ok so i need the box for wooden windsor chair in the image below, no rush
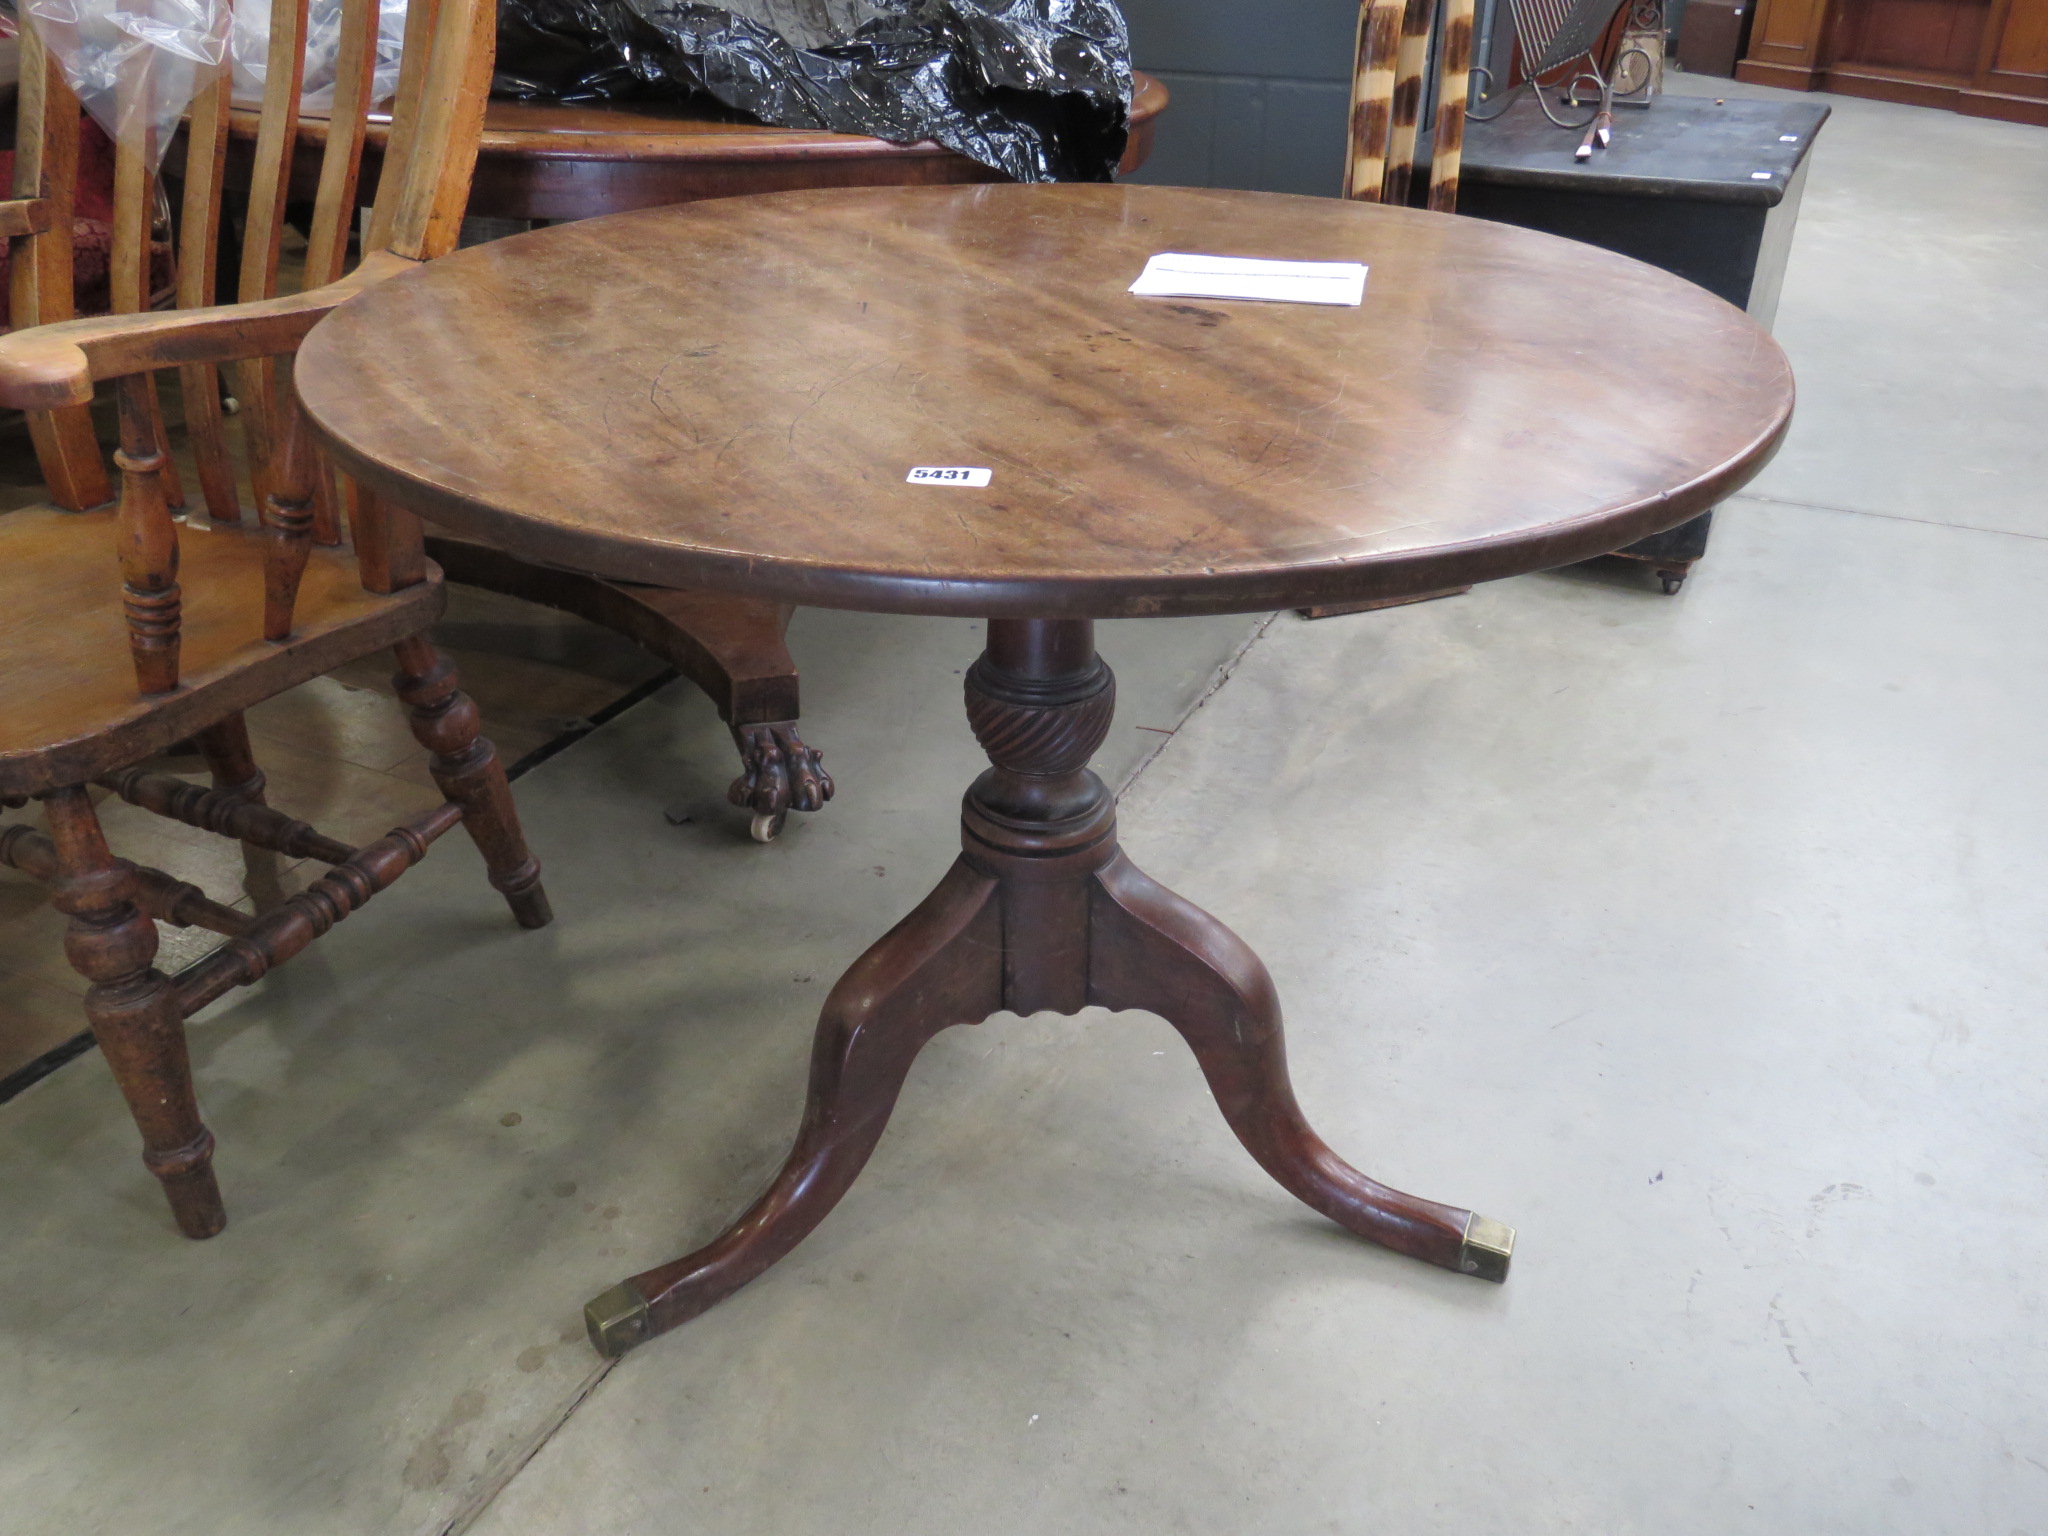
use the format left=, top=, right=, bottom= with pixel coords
left=0, top=0, right=551, bottom=1239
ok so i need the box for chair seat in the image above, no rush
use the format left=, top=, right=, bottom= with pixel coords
left=0, top=506, right=442, bottom=797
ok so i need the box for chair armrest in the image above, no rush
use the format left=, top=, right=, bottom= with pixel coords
left=0, top=248, right=416, bottom=410
left=0, top=198, right=52, bottom=239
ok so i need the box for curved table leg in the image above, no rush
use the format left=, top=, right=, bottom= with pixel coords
left=1088, top=853, right=1512, bottom=1278
left=591, top=617, right=1510, bottom=1358
left=586, top=860, right=1003, bottom=1356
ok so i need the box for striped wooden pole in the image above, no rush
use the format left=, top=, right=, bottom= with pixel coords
left=1381, top=0, right=1434, bottom=205
left=1345, top=0, right=1407, bottom=200
left=1427, top=0, right=1477, bottom=212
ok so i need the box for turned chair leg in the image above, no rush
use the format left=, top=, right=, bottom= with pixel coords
left=193, top=714, right=268, bottom=804
left=192, top=713, right=287, bottom=905
left=391, top=633, right=553, bottom=929
left=43, top=785, right=225, bottom=1238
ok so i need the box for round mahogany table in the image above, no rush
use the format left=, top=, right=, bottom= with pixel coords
left=296, top=183, right=1793, bottom=1358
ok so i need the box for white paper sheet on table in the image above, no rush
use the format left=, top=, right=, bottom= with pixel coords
left=1128, top=253, right=1368, bottom=307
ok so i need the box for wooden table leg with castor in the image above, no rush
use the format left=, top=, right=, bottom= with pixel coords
left=422, top=533, right=832, bottom=840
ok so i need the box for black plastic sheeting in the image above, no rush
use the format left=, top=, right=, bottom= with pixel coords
left=494, top=0, right=1133, bottom=183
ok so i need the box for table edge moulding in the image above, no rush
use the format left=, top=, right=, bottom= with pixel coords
left=299, top=184, right=1795, bottom=623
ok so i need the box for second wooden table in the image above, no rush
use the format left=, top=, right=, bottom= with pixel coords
left=234, top=74, right=1169, bottom=221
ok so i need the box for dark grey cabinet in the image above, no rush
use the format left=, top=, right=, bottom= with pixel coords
left=1454, top=94, right=1829, bottom=588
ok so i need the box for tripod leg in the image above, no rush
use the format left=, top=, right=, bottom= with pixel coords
left=587, top=860, right=1004, bottom=1355
left=1088, top=851, right=1512, bottom=1280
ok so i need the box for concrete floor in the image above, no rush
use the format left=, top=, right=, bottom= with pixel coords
left=4, top=79, right=2046, bottom=1536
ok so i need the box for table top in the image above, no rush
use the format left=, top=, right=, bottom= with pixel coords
left=298, top=183, right=1794, bottom=619
left=1462, top=95, right=1832, bottom=206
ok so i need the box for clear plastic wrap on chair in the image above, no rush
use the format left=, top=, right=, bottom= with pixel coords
left=229, top=0, right=409, bottom=113
left=24, top=0, right=232, bottom=166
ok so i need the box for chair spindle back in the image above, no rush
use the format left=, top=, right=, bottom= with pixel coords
left=5, top=0, right=496, bottom=698
left=9, top=28, right=109, bottom=509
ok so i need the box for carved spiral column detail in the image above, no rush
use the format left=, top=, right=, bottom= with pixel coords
left=964, top=655, right=1116, bottom=777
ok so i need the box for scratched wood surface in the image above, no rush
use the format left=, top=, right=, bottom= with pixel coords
left=298, top=182, right=1794, bottom=619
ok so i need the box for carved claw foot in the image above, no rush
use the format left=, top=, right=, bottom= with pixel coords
left=727, top=721, right=834, bottom=842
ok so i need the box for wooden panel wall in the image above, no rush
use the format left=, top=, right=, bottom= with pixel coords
left=1738, top=0, right=2048, bottom=120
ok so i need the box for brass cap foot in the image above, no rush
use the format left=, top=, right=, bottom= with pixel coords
left=1458, top=1214, right=1515, bottom=1283
left=584, top=1281, right=652, bottom=1358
